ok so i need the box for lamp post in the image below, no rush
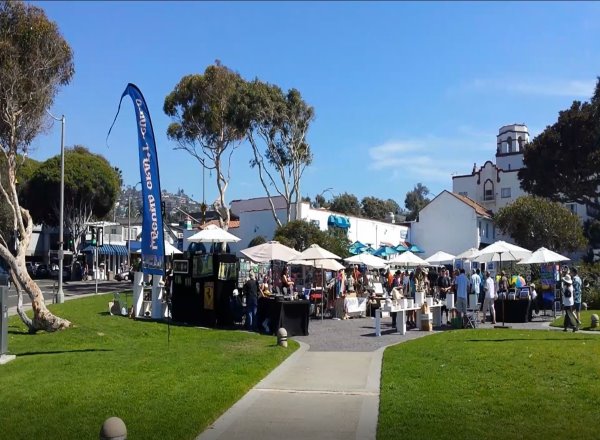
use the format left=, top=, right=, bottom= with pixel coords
left=47, top=111, right=65, bottom=304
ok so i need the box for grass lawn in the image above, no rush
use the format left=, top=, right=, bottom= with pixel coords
left=379, top=329, right=600, bottom=440
left=0, top=293, right=297, bottom=440
left=550, top=309, right=600, bottom=331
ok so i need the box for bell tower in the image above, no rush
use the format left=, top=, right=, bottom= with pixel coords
left=495, top=124, right=529, bottom=171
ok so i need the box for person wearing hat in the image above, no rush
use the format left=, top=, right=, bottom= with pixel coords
left=561, top=274, right=579, bottom=332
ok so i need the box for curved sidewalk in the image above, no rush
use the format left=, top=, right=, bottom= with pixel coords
left=195, top=313, right=579, bottom=440
left=196, top=317, right=441, bottom=440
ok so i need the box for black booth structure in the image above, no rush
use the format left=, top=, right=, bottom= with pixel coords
left=171, top=252, right=239, bottom=327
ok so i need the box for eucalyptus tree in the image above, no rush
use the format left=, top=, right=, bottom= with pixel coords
left=164, top=61, right=249, bottom=232
left=0, top=0, right=74, bottom=331
left=246, top=80, right=314, bottom=226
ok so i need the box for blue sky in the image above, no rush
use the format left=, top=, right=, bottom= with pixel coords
left=30, top=1, right=600, bottom=208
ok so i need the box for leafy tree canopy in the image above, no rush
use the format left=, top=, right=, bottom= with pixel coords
left=404, top=183, right=430, bottom=221
left=361, top=197, right=401, bottom=221
left=519, top=77, right=600, bottom=210
left=329, top=192, right=361, bottom=216
left=21, top=145, right=120, bottom=225
left=273, top=220, right=350, bottom=258
left=494, top=195, right=587, bottom=254
left=247, top=235, right=267, bottom=248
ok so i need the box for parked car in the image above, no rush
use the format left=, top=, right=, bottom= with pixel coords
left=50, top=265, right=71, bottom=281
left=35, top=264, right=49, bottom=279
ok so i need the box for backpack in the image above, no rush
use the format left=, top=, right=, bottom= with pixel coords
left=564, top=287, right=572, bottom=298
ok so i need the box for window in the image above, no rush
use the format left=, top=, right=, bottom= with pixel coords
left=567, top=204, right=577, bottom=214
left=506, top=137, right=513, bottom=153
left=111, top=228, right=117, bottom=235
left=458, top=191, right=468, bottom=197
left=483, top=180, right=494, bottom=201
left=501, top=188, right=511, bottom=198
left=310, top=219, right=320, bottom=227
left=485, top=223, right=489, bottom=238
left=479, top=221, right=482, bottom=236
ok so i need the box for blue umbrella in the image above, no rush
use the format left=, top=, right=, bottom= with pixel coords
left=373, top=246, right=399, bottom=257
left=408, top=244, right=424, bottom=254
left=395, top=244, right=408, bottom=253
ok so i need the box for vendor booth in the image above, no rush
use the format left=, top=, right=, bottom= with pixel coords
left=171, top=252, right=239, bottom=327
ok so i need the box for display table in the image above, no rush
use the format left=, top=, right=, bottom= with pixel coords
left=258, top=297, right=310, bottom=336
left=494, top=299, right=530, bottom=323
left=379, top=303, right=443, bottom=335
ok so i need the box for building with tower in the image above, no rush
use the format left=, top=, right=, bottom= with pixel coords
left=452, top=123, right=588, bottom=222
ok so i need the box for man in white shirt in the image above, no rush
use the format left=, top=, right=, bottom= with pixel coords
left=482, top=271, right=496, bottom=324
left=470, top=269, right=481, bottom=304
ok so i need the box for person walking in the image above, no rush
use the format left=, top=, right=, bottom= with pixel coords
left=482, top=271, right=496, bottom=324
left=243, top=272, right=260, bottom=332
left=562, top=274, right=579, bottom=332
left=456, top=269, right=468, bottom=325
left=572, top=268, right=583, bottom=322
left=470, top=268, right=481, bottom=306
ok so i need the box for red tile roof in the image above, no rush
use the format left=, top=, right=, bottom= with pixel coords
left=449, top=192, right=492, bottom=218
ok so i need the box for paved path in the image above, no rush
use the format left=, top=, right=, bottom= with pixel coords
left=196, top=311, right=590, bottom=440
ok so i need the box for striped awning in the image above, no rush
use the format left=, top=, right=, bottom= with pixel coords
left=82, top=244, right=128, bottom=256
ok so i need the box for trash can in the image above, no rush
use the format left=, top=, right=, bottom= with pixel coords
left=107, top=270, right=114, bottom=281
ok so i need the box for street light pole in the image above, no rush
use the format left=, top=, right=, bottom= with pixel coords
left=127, top=182, right=142, bottom=269
left=47, top=111, right=65, bottom=304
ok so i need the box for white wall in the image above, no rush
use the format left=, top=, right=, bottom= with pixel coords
left=226, top=196, right=411, bottom=255
left=411, top=191, right=485, bottom=258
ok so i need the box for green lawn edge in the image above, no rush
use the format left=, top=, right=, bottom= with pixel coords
left=378, top=328, right=600, bottom=440
left=549, top=309, right=600, bottom=330
left=1, top=292, right=298, bottom=440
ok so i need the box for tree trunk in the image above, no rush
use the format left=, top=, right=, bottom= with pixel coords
left=13, top=258, right=71, bottom=332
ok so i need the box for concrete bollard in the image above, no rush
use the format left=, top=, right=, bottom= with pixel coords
left=277, top=328, right=288, bottom=348
left=591, top=314, right=599, bottom=329
left=99, top=417, right=127, bottom=440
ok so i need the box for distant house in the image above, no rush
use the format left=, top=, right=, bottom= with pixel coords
left=410, top=190, right=494, bottom=258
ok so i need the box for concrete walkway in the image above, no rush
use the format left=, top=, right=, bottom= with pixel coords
left=196, top=312, right=583, bottom=440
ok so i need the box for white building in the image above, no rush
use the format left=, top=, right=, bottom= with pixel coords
left=452, top=123, right=588, bottom=221
left=227, top=196, right=410, bottom=255
left=411, top=190, right=494, bottom=258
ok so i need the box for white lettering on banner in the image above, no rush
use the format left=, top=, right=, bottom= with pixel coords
left=147, top=194, right=159, bottom=250
left=135, top=99, right=147, bottom=139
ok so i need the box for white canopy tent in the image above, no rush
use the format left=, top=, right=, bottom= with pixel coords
left=425, top=251, right=456, bottom=265
left=240, top=240, right=301, bottom=263
left=454, top=247, right=480, bottom=261
left=344, top=252, right=388, bottom=269
left=187, top=224, right=241, bottom=244
left=388, top=250, right=430, bottom=267
left=517, top=247, right=570, bottom=265
left=473, top=241, right=531, bottom=264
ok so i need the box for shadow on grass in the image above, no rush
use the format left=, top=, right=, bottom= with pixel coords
left=465, top=337, right=596, bottom=342
left=16, top=348, right=113, bottom=357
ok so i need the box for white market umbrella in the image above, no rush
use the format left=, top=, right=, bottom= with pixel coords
left=297, top=244, right=341, bottom=261
left=187, top=224, right=241, bottom=243
left=294, top=244, right=342, bottom=320
left=517, top=247, right=570, bottom=265
left=472, top=240, right=531, bottom=263
left=425, top=251, right=456, bottom=265
left=240, top=240, right=301, bottom=263
left=344, top=252, right=388, bottom=269
left=388, top=250, right=430, bottom=267
left=136, top=240, right=182, bottom=255
left=455, top=247, right=480, bottom=260
left=473, top=240, right=531, bottom=328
